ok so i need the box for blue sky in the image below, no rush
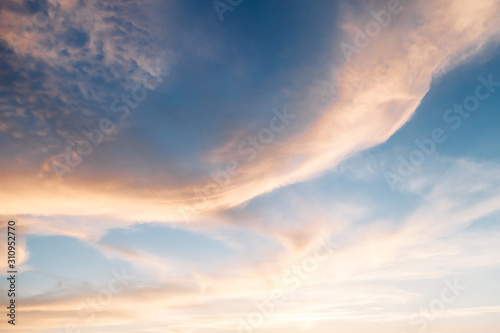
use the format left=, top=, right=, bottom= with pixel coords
left=1, top=0, right=500, bottom=332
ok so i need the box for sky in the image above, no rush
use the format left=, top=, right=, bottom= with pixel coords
left=0, top=0, right=500, bottom=332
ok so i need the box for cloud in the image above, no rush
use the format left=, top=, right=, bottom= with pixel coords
left=0, top=0, right=172, bottom=152
left=1, top=0, right=499, bottom=227
left=2, top=1, right=500, bottom=332
left=11, top=155, right=500, bottom=331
